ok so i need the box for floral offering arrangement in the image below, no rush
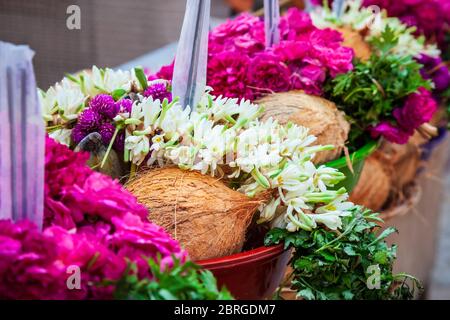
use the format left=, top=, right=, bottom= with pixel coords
left=362, top=0, right=450, bottom=58
left=309, top=0, right=446, bottom=145
left=0, top=136, right=230, bottom=300
left=7, top=0, right=450, bottom=302
left=37, top=65, right=418, bottom=300
left=361, top=0, right=450, bottom=127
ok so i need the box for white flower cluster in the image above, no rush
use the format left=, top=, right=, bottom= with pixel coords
left=40, top=66, right=143, bottom=146
left=119, top=90, right=354, bottom=232
left=310, top=0, right=440, bottom=58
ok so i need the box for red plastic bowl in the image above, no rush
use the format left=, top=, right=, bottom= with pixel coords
left=196, top=244, right=291, bottom=300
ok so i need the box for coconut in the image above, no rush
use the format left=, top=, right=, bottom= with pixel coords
left=377, top=141, right=421, bottom=190
left=350, top=155, right=392, bottom=211
left=336, top=26, right=372, bottom=61
left=257, top=91, right=350, bottom=164
left=125, top=167, right=267, bottom=261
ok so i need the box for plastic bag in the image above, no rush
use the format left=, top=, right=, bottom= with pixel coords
left=172, top=0, right=210, bottom=111
left=0, top=41, right=45, bottom=230
left=264, top=0, right=280, bottom=48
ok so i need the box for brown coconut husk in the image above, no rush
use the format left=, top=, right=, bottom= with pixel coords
left=377, top=140, right=422, bottom=191
left=125, top=167, right=268, bottom=261
left=380, top=181, right=421, bottom=221
left=336, top=26, right=372, bottom=61
left=256, top=91, right=350, bottom=164
left=349, top=155, right=393, bottom=212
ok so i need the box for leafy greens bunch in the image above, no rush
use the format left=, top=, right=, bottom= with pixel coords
left=265, top=206, right=421, bottom=300
left=110, top=257, right=233, bottom=300
left=325, top=27, right=432, bottom=148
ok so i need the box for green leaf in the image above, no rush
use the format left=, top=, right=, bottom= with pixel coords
left=371, top=227, right=397, bottom=245
left=112, top=88, right=127, bottom=101
left=264, top=206, right=418, bottom=300
left=319, top=250, right=336, bottom=262
left=134, top=67, right=148, bottom=90
left=343, top=245, right=358, bottom=256
left=342, top=290, right=354, bottom=300
left=374, top=251, right=389, bottom=265
left=298, top=288, right=315, bottom=300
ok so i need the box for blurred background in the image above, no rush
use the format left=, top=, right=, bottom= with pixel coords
left=1, top=0, right=449, bottom=299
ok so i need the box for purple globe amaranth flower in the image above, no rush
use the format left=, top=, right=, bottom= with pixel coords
left=89, top=94, right=118, bottom=119
left=113, top=131, right=125, bottom=153
left=71, top=125, right=88, bottom=144
left=117, top=98, right=133, bottom=113
left=394, top=87, right=438, bottom=131
left=98, top=122, right=116, bottom=145
left=143, top=82, right=172, bottom=102
left=417, top=54, right=450, bottom=92
left=370, top=121, right=412, bottom=144
left=77, top=108, right=102, bottom=132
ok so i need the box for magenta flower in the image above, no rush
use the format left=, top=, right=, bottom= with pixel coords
left=61, top=172, right=148, bottom=226
left=77, top=108, right=102, bottom=132
left=393, top=87, right=438, bottom=131
left=0, top=220, right=66, bottom=299
left=247, top=52, right=291, bottom=97
left=417, top=54, right=450, bottom=92
left=72, top=108, right=103, bottom=144
left=89, top=94, right=118, bottom=119
left=154, top=8, right=354, bottom=101
left=370, top=121, right=412, bottom=144
left=1, top=137, right=192, bottom=299
left=108, top=213, right=187, bottom=278
left=113, top=130, right=126, bottom=153
left=207, top=51, right=253, bottom=99
left=143, top=82, right=172, bottom=102
left=99, top=122, right=116, bottom=145
left=117, top=98, right=133, bottom=113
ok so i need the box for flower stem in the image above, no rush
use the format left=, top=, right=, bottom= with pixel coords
left=101, top=126, right=120, bottom=168
left=130, top=163, right=137, bottom=179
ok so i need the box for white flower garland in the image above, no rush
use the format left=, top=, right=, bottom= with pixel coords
left=118, top=89, right=352, bottom=232
left=310, top=0, right=440, bottom=58
left=42, top=66, right=356, bottom=233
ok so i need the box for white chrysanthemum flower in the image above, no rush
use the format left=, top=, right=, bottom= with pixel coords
left=48, top=128, right=72, bottom=146
left=54, top=84, right=86, bottom=121
left=38, top=87, right=57, bottom=122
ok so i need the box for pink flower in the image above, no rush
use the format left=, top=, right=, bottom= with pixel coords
left=108, top=213, right=187, bottom=278
left=280, top=8, right=315, bottom=41
left=292, top=63, right=327, bottom=95
left=308, top=29, right=354, bottom=77
left=155, top=61, right=174, bottom=81
left=61, top=172, right=148, bottom=226
left=0, top=220, right=66, bottom=299
left=207, top=51, right=253, bottom=99
left=44, top=226, right=126, bottom=299
left=370, top=121, right=412, bottom=144
left=155, top=8, right=354, bottom=101
left=247, top=52, right=291, bottom=97
left=393, top=87, right=438, bottom=131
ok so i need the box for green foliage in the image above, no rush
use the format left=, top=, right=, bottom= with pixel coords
left=324, top=26, right=432, bottom=148
left=111, top=257, right=233, bottom=300
left=265, top=206, right=422, bottom=300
